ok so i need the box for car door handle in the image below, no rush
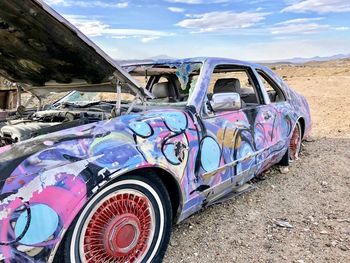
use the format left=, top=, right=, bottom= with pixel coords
left=263, top=111, right=272, bottom=120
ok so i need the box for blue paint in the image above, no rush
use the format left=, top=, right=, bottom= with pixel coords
left=163, top=112, right=187, bottom=132
left=176, top=63, right=202, bottom=88
left=163, top=143, right=180, bottom=165
left=128, top=121, right=152, bottom=137
left=201, top=137, right=221, bottom=172
left=95, top=143, right=143, bottom=168
left=15, top=204, right=59, bottom=245
left=236, top=141, right=254, bottom=173
left=90, top=133, right=142, bottom=168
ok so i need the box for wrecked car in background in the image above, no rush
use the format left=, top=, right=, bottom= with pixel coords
left=0, top=0, right=312, bottom=262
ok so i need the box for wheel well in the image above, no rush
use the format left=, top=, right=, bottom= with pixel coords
left=298, top=117, right=306, bottom=139
left=124, top=167, right=182, bottom=222
left=53, top=169, right=178, bottom=262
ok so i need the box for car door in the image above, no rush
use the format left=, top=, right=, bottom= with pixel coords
left=253, top=68, right=294, bottom=172
left=196, top=65, right=275, bottom=204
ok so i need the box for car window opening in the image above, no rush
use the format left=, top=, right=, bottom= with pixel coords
left=256, top=70, right=286, bottom=103
left=204, top=65, right=262, bottom=116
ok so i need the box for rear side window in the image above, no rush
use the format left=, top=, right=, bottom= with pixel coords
left=256, top=70, right=286, bottom=103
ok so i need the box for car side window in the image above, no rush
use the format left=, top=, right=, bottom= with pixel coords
left=256, top=70, right=286, bottom=103
left=204, top=65, right=262, bottom=116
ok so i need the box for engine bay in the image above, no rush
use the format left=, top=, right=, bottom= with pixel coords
left=0, top=61, right=202, bottom=148
left=0, top=108, right=111, bottom=147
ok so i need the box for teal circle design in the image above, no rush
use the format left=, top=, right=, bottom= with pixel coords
left=128, top=121, right=152, bottom=137
left=236, top=140, right=255, bottom=173
left=163, top=143, right=181, bottom=165
left=201, top=137, right=221, bottom=172
left=163, top=112, right=187, bottom=132
left=15, top=204, right=59, bottom=245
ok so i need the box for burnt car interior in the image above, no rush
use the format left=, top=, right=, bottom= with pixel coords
left=128, top=63, right=201, bottom=105
left=150, top=76, right=185, bottom=102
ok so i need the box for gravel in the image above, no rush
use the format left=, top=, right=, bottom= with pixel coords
left=164, top=138, right=350, bottom=263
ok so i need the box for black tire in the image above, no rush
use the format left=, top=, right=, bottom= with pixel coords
left=278, top=147, right=290, bottom=166
left=279, top=121, right=302, bottom=166
left=55, top=172, right=172, bottom=263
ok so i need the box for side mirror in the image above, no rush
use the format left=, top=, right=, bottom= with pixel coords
left=211, top=92, right=242, bottom=112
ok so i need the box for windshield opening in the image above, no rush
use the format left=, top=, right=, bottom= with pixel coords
left=126, top=62, right=202, bottom=107
left=44, top=62, right=202, bottom=110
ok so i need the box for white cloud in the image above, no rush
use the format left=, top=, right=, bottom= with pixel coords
left=45, top=0, right=65, bottom=4
left=45, top=0, right=129, bottom=8
left=271, top=23, right=331, bottom=34
left=282, top=0, right=350, bottom=13
left=335, top=27, right=349, bottom=30
left=63, top=15, right=172, bottom=42
left=168, top=7, right=185, bottom=13
left=165, top=0, right=229, bottom=4
left=176, top=11, right=269, bottom=33
left=63, top=15, right=109, bottom=36
left=275, top=17, right=324, bottom=25
left=141, top=36, right=161, bottom=43
left=270, top=17, right=349, bottom=34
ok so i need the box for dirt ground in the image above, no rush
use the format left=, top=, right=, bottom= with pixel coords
left=164, top=59, right=350, bottom=263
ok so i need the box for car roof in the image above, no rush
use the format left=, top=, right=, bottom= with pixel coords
left=123, top=57, right=270, bottom=71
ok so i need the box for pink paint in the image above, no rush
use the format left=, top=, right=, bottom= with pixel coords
left=30, top=174, right=87, bottom=224
left=0, top=198, right=24, bottom=260
left=0, top=145, right=11, bottom=154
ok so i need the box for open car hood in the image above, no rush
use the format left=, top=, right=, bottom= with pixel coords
left=0, top=0, right=148, bottom=98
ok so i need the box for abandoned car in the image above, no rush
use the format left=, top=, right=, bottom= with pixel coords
left=0, top=1, right=312, bottom=262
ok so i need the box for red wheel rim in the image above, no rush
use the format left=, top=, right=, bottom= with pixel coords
left=289, top=124, right=301, bottom=161
left=82, top=191, right=154, bottom=263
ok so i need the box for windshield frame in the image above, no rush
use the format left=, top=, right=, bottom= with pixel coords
left=46, top=60, right=206, bottom=112
left=125, top=61, right=203, bottom=106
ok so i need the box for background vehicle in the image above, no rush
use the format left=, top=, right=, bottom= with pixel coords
left=0, top=1, right=311, bottom=262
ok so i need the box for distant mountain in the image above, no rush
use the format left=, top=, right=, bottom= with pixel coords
left=117, top=54, right=350, bottom=65
left=265, top=54, right=350, bottom=64
left=148, top=55, right=175, bottom=60
left=116, top=55, right=176, bottom=65
left=117, top=59, right=153, bottom=65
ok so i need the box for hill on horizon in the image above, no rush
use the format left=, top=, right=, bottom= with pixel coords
left=117, top=53, right=350, bottom=65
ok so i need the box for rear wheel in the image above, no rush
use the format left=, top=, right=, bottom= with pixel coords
left=279, top=122, right=302, bottom=166
left=57, top=173, right=172, bottom=263
left=289, top=122, right=302, bottom=162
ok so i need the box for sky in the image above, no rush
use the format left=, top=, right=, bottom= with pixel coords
left=44, top=0, right=350, bottom=61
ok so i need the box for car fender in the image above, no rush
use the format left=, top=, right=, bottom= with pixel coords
left=0, top=109, right=197, bottom=261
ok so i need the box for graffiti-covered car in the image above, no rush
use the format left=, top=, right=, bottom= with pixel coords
left=0, top=1, right=312, bottom=262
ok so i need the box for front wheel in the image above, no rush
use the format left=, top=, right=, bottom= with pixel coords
left=58, top=173, right=172, bottom=263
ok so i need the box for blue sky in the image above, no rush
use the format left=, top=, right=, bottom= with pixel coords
left=44, top=0, right=350, bottom=61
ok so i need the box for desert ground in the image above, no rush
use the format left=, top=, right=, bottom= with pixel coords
left=164, top=59, right=350, bottom=263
